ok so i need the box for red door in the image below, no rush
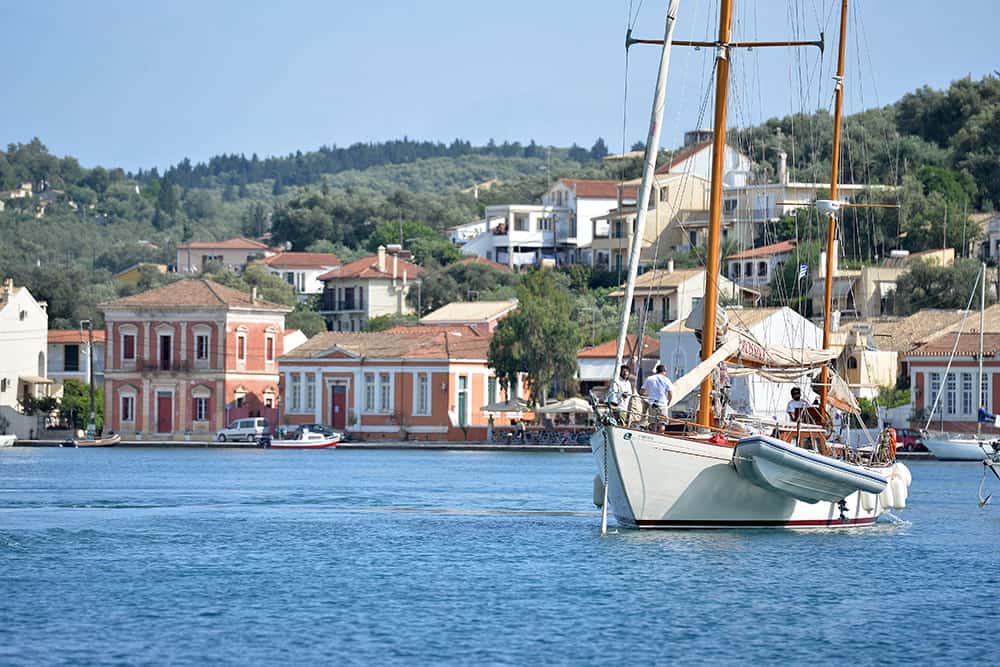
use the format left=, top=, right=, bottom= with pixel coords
left=331, top=386, right=347, bottom=429
left=156, top=393, right=173, bottom=433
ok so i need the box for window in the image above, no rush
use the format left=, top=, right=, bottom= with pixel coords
left=364, top=373, right=376, bottom=412
left=538, top=216, right=552, bottom=231
left=847, top=357, right=859, bottom=370
left=982, top=374, right=991, bottom=414
left=194, top=397, right=208, bottom=422
left=689, top=230, right=697, bottom=246
left=284, top=271, right=295, bottom=285
left=235, top=391, right=246, bottom=409
left=378, top=373, right=391, bottom=413
left=415, top=372, right=430, bottom=415
left=569, top=214, right=577, bottom=238
left=264, top=394, right=275, bottom=409
left=962, top=373, right=974, bottom=415
left=265, top=336, right=275, bottom=362
left=732, top=263, right=741, bottom=278
left=514, top=214, right=529, bottom=232
left=121, top=395, right=135, bottom=422
left=1, top=378, right=7, bottom=392
left=488, top=377, right=497, bottom=406
left=237, top=333, right=246, bottom=362
left=614, top=221, right=623, bottom=239
left=305, top=373, right=316, bottom=411
left=660, top=186, right=670, bottom=203
left=196, top=334, right=209, bottom=361
left=19, top=310, right=27, bottom=321
left=758, top=261, right=767, bottom=278
left=64, top=344, right=80, bottom=372
left=290, top=374, right=301, bottom=412
left=946, top=373, right=956, bottom=415
left=744, top=262, right=753, bottom=277
left=929, top=373, right=941, bottom=410
left=122, top=334, right=136, bottom=361
left=723, top=198, right=738, bottom=213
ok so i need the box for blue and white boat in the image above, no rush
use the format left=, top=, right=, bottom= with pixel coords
left=733, top=433, right=888, bottom=503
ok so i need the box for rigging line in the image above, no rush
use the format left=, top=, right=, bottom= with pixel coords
left=922, top=264, right=985, bottom=432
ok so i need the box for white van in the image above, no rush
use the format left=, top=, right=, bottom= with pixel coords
left=217, top=417, right=270, bottom=442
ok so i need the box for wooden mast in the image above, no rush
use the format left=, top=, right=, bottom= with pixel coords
left=696, top=0, right=734, bottom=427
left=819, top=0, right=849, bottom=414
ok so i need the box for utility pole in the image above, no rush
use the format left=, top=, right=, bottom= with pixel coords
left=80, top=320, right=96, bottom=438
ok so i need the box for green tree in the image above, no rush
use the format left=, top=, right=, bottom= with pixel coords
left=488, top=269, right=581, bottom=405
left=58, top=379, right=104, bottom=430
left=156, top=176, right=178, bottom=214
left=285, top=308, right=328, bottom=337
left=893, top=257, right=987, bottom=315
left=364, top=314, right=419, bottom=332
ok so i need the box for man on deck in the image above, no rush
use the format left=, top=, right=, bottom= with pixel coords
left=641, top=364, right=674, bottom=431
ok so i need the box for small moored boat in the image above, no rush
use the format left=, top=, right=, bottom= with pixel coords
left=734, top=433, right=888, bottom=503
left=72, top=433, right=122, bottom=448
left=268, top=428, right=340, bottom=449
left=922, top=435, right=994, bottom=461
left=0, top=434, right=16, bottom=447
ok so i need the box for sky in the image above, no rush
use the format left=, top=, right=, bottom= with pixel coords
left=2, top=0, right=997, bottom=173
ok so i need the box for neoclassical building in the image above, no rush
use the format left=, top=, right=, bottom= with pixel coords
left=100, top=279, right=291, bottom=439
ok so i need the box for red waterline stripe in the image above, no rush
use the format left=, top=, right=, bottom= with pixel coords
left=632, top=517, right=877, bottom=528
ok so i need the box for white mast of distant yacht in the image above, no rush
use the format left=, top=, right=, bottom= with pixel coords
left=612, top=0, right=681, bottom=378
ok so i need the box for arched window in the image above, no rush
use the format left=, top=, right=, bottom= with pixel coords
left=757, top=261, right=767, bottom=278
left=847, top=357, right=859, bottom=369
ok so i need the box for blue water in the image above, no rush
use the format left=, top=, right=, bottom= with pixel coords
left=1, top=448, right=997, bottom=665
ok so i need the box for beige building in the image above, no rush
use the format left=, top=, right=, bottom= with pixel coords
left=175, top=238, right=274, bottom=274
left=609, top=265, right=758, bottom=326
left=811, top=247, right=955, bottom=321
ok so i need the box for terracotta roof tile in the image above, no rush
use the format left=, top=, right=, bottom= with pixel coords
left=578, top=335, right=659, bottom=359
left=258, top=252, right=341, bottom=269
left=48, top=329, right=107, bottom=344
left=557, top=179, right=638, bottom=200
left=908, top=332, right=1000, bottom=357
left=176, top=237, right=270, bottom=251
left=280, top=325, right=489, bottom=361
left=727, top=240, right=797, bottom=260
left=100, top=279, right=291, bottom=311
left=318, top=255, right=424, bottom=281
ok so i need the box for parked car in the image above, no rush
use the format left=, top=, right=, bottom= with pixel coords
left=895, top=428, right=926, bottom=452
left=217, top=417, right=270, bottom=442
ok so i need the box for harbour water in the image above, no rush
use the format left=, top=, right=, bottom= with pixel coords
left=1, top=447, right=997, bottom=665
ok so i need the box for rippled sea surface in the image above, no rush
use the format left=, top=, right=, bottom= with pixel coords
left=1, top=447, right=998, bottom=665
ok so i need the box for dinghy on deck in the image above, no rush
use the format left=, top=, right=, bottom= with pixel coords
left=734, top=433, right=888, bottom=503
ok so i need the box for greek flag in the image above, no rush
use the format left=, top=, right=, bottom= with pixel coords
left=797, top=263, right=808, bottom=280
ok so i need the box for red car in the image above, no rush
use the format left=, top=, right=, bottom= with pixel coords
left=894, top=428, right=926, bottom=452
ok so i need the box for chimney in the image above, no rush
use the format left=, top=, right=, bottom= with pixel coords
left=667, top=259, right=675, bottom=273
left=377, top=245, right=386, bottom=272
left=393, top=253, right=398, bottom=280
left=777, top=151, right=788, bottom=185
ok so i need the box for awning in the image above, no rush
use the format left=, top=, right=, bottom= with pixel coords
left=808, top=277, right=855, bottom=298
left=481, top=398, right=531, bottom=413
left=877, top=281, right=896, bottom=297
left=19, top=374, right=53, bottom=384
left=535, top=397, right=591, bottom=414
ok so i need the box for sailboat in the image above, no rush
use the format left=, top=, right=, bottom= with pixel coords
left=920, top=264, right=1000, bottom=461
left=591, top=0, right=911, bottom=529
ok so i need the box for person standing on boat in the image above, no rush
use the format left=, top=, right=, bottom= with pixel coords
left=786, top=387, right=809, bottom=421
left=641, top=364, right=674, bottom=430
left=608, top=364, right=636, bottom=426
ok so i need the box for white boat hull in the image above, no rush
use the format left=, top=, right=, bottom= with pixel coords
left=0, top=434, right=15, bottom=447
left=922, top=435, right=992, bottom=461
left=591, top=425, right=891, bottom=529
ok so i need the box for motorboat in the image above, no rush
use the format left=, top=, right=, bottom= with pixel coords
left=0, top=434, right=15, bottom=447
left=733, top=433, right=888, bottom=503
left=268, top=428, right=340, bottom=449
left=922, top=434, right=995, bottom=461
left=71, top=433, right=121, bottom=448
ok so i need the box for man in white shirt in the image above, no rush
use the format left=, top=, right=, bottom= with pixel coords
left=786, top=387, right=809, bottom=421
left=641, top=364, right=674, bottom=430
left=608, top=365, right=635, bottom=425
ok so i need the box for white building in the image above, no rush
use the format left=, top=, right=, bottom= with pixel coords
left=0, top=278, right=51, bottom=439
left=256, top=252, right=341, bottom=299
left=47, top=329, right=106, bottom=394
left=460, top=179, right=638, bottom=268
left=725, top=240, right=797, bottom=295
left=318, top=246, right=423, bottom=331
left=659, top=306, right=824, bottom=420
left=609, top=265, right=758, bottom=326
left=175, top=237, right=274, bottom=273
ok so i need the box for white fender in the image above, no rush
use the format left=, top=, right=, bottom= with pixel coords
left=593, top=474, right=605, bottom=507
left=893, top=462, right=912, bottom=487
left=879, top=483, right=895, bottom=511
left=890, top=477, right=908, bottom=509
left=859, top=491, right=876, bottom=512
